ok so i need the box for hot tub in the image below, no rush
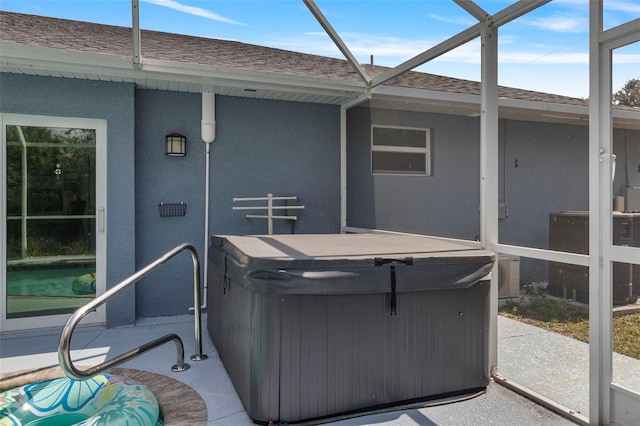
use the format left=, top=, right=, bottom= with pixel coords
left=207, top=233, right=495, bottom=424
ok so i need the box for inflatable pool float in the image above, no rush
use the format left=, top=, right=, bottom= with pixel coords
left=0, top=373, right=161, bottom=425
left=72, top=273, right=96, bottom=295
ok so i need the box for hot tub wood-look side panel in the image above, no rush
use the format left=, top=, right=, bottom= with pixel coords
left=209, top=272, right=489, bottom=423
left=208, top=266, right=281, bottom=422
left=277, top=282, right=489, bottom=423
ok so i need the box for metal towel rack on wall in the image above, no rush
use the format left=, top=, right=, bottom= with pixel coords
left=232, top=193, right=305, bottom=235
left=58, top=243, right=207, bottom=381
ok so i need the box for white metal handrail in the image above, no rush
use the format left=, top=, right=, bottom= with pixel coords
left=58, top=243, right=207, bottom=381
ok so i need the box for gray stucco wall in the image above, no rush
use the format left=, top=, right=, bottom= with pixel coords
left=347, top=106, right=481, bottom=240
left=347, top=105, right=640, bottom=283
left=134, top=90, right=206, bottom=318
left=1, top=73, right=136, bottom=326
left=498, top=119, right=590, bottom=249
left=498, top=120, right=589, bottom=282
left=210, top=96, right=341, bottom=236
left=3, top=73, right=636, bottom=321
left=134, top=91, right=341, bottom=317
left=498, top=122, right=638, bottom=281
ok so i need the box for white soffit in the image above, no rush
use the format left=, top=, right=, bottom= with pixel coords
left=368, top=85, right=640, bottom=130
left=0, top=42, right=364, bottom=104
left=2, top=42, right=638, bottom=130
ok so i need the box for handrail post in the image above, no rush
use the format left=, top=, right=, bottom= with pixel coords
left=58, top=243, right=207, bottom=380
left=189, top=246, right=207, bottom=361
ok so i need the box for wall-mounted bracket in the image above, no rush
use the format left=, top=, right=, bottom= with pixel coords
left=233, top=193, right=304, bottom=235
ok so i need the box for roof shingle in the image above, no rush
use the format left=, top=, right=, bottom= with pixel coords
left=0, top=10, right=635, bottom=112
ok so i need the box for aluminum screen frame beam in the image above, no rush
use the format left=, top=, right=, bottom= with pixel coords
left=589, top=3, right=613, bottom=423
left=478, top=15, right=500, bottom=375
left=370, top=0, right=551, bottom=89
left=600, top=18, right=640, bottom=49
left=370, top=23, right=481, bottom=89
left=589, top=2, right=640, bottom=424
left=131, top=0, right=141, bottom=69
left=303, top=0, right=372, bottom=85
left=453, top=0, right=488, bottom=22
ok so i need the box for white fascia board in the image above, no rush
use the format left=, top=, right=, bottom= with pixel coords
left=371, top=85, right=589, bottom=120
left=500, top=96, right=640, bottom=123
left=0, top=42, right=366, bottom=98
left=612, top=109, right=640, bottom=122
left=371, top=85, right=640, bottom=128
left=1, top=42, right=133, bottom=71
left=140, top=57, right=365, bottom=94
left=371, top=84, right=481, bottom=105
left=498, top=97, right=589, bottom=115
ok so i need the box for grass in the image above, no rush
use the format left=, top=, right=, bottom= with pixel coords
left=499, top=291, right=640, bottom=360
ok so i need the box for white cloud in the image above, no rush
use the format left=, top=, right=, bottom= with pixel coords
left=268, top=21, right=636, bottom=71
left=553, top=0, right=640, bottom=13
left=498, top=35, right=518, bottom=45
left=525, top=14, right=587, bottom=32
left=270, top=31, right=587, bottom=67
left=429, top=14, right=476, bottom=27
left=612, top=53, right=640, bottom=65
left=341, top=32, right=433, bottom=57
left=142, top=0, right=246, bottom=26
left=552, top=0, right=587, bottom=7
left=276, top=31, right=438, bottom=65
left=547, top=0, right=639, bottom=28
left=501, top=51, right=588, bottom=64
left=606, top=1, right=640, bottom=13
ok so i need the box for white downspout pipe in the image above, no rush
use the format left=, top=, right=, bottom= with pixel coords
left=191, top=91, right=215, bottom=311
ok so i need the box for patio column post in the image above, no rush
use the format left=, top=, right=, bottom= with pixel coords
left=479, top=16, right=499, bottom=372
left=588, top=1, right=613, bottom=423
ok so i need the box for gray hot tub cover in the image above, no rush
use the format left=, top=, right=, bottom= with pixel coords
left=210, top=233, right=495, bottom=295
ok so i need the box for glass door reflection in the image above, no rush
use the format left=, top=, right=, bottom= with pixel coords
left=5, top=124, right=96, bottom=319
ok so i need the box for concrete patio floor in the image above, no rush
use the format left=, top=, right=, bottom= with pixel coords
left=498, top=314, right=640, bottom=421
left=4, top=313, right=635, bottom=425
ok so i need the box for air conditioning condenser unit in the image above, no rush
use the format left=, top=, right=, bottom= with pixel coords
left=498, top=255, right=520, bottom=298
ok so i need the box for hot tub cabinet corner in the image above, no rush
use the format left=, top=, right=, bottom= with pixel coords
left=207, top=234, right=494, bottom=424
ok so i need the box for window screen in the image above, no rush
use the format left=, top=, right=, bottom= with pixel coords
left=372, top=126, right=430, bottom=175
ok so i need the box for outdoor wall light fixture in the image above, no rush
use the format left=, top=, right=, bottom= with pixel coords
left=165, top=133, right=186, bottom=157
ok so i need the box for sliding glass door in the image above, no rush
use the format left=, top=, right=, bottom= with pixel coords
left=1, top=114, right=106, bottom=331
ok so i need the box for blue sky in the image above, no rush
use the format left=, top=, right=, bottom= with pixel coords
left=2, top=0, right=639, bottom=99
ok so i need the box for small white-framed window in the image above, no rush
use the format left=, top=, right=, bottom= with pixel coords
left=371, top=125, right=431, bottom=175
